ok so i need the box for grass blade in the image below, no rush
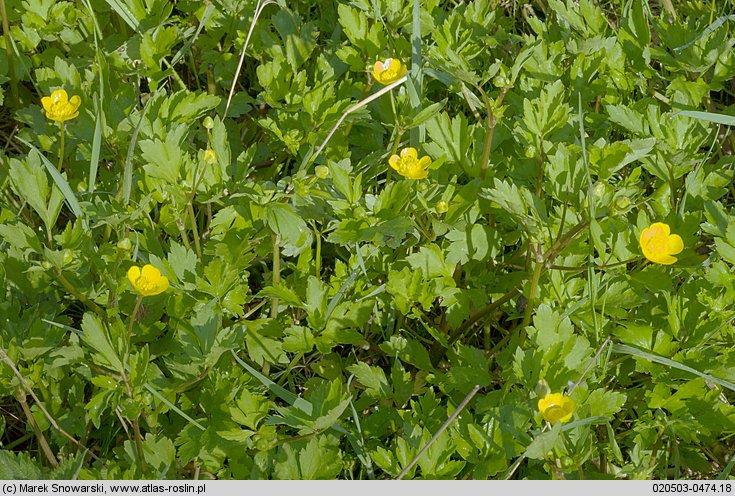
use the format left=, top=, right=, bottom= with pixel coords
left=676, top=110, right=735, bottom=127
left=674, top=15, right=735, bottom=51
left=408, top=0, right=423, bottom=148
left=80, top=0, right=104, bottom=195
left=103, top=0, right=141, bottom=33
left=224, top=0, right=279, bottom=116
left=304, top=76, right=407, bottom=169
left=611, top=343, right=735, bottom=392
left=717, top=454, right=735, bottom=480
left=144, top=383, right=205, bottom=431
left=170, top=3, right=215, bottom=67
left=88, top=101, right=103, bottom=194
left=230, top=349, right=313, bottom=415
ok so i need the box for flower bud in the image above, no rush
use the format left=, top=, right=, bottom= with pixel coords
left=62, top=249, right=74, bottom=265
left=202, top=116, right=214, bottom=129
left=315, top=165, right=330, bottom=179
left=493, top=74, right=508, bottom=88
left=436, top=200, right=448, bottom=214
left=613, top=195, right=630, bottom=212
left=204, top=148, right=216, bottom=164
left=593, top=181, right=606, bottom=198
left=117, top=238, right=132, bottom=252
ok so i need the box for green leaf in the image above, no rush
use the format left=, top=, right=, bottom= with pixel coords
left=139, top=125, right=185, bottom=184
left=586, top=389, right=627, bottom=418
left=264, top=203, right=313, bottom=257
left=347, top=362, right=391, bottom=400
left=606, top=104, right=648, bottom=135
left=525, top=421, right=563, bottom=460
left=9, top=156, right=50, bottom=227
left=0, top=451, right=45, bottom=479
left=425, top=111, right=472, bottom=171
left=80, top=313, right=123, bottom=372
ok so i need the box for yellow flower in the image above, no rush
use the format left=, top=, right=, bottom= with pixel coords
left=127, top=264, right=169, bottom=297
left=372, top=58, right=407, bottom=85
left=538, top=393, right=574, bottom=424
left=388, top=147, right=432, bottom=180
left=639, top=222, right=683, bottom=265
left=41, top=89, right=81, bottom=123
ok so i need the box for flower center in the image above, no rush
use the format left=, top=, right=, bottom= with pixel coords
left=136, top=277, right=158, bottom=293
left=544, top=404, right=567, bottom=419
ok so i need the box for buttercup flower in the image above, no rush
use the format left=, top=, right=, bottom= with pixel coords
left=639, top=222, right=683, bottom=265
left=372, top=58, right=407, bottom=85
left=538, top=393, right=574, bottom=424
left=127, top=264, right=169, bottom=297
left=41, top=89, right=81, bottom=123
left=388, top=147, right=432, bottom=180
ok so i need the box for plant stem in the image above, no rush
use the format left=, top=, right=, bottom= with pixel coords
left=449, top=217, right=592, bottom=346
left=187, top=202, right=202, bottom=258
left=449, top=286, right=521, bottom=345
left=58, top=123, right=67, bottom=175
left=174, top=212, right=193, bottom=252
left=478, top=86, right=507, bottom=180
left=314, top=222, right=321, bottom=277
left=0, top=0, right=16, bottom=104
left=389, top=89, right=398, bottom=124
left=124, top=295, right=146, bottom=474
left=15, top=388, right=58, bottom=467
left=132, top=418, right=147, bottom=476
left=55, top=270, right=106, bottom=318
left=271, top=233, right=280, bottom=319
left=127, top=295, right=143, bottom=354
left=521, top=245, right=544, bottom=331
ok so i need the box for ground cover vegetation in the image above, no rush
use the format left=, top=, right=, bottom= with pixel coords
left=1, top=0, right=735, bottom=480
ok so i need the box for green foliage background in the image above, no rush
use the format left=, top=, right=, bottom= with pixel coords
left=1, top=0, right=735, bottom=480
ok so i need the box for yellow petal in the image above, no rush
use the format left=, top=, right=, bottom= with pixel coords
left=141, top=264, right=161, bottom=280
left=400, top=147, right=417, bottom=160
left=418, top=156, right=432, bottom=170
left=41, top=96, right=53, bottom=113
left=667, top=234, right=683, bottom=255
left=52, top=89, right=68, bottom=104
left=388, top=155, right=401, bottom=170
left=639, top=226, right=653, bottom=247
left=650, top=222, right=670, bottom=237
left=396, top=63, right=407, bottom=79
left=653, top=253, right=678, bottom=265
left=155, top=276, right=170, bottom=294
left=69, top=95, right=81, bottom=111
left=372, top=61, right=385, bottom=77
left=127, top=265, right=141, bottom=284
